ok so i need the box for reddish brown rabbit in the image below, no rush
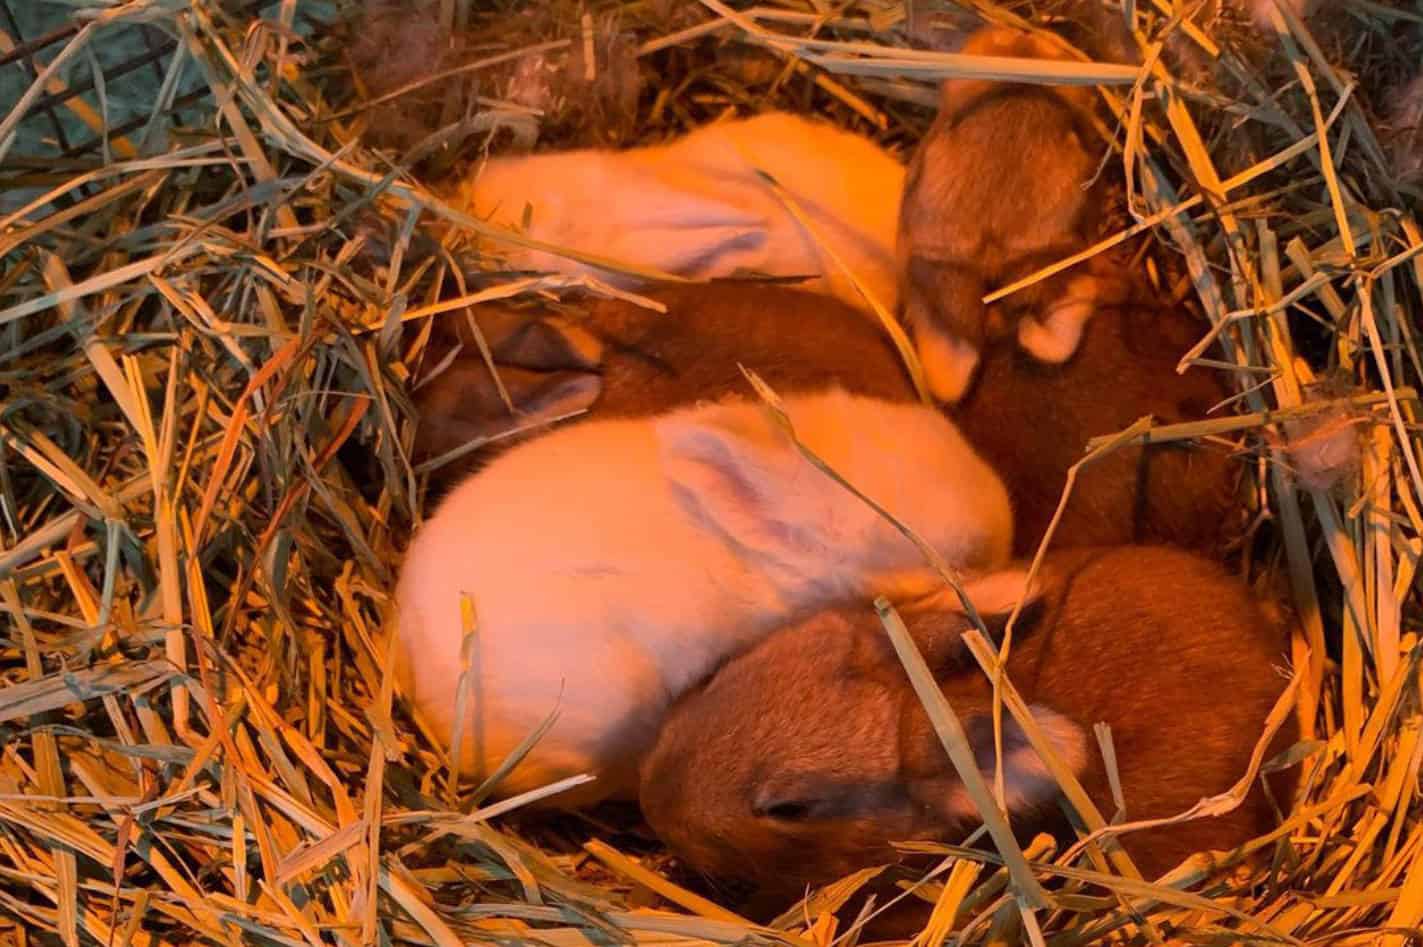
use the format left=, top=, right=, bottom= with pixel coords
left=897, top=25, right=1130, bottom=403
left=640, top=545, right=1299, bottom=893
left=413, top=283, right=1238, bottom=555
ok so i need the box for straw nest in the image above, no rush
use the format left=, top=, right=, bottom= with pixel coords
left=1, top=0, right=1421, bottom=944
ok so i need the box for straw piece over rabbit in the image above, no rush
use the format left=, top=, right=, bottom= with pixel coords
left=897, top=25, right=1128, bottom=403
left=449, top=112, right=906, bottom=315
left=641, top=545, right=1298, bottom=892
left=393, top=387, right=1012, bottom=805
left=948, top=299, right=1237, bottom=555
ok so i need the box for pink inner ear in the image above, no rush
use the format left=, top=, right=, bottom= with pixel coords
left=658, top=399, right=860, bottom=571
left=517, top=373, right=602, bottom=424
left=657, top=411, right=786, bottom=546
left=1029, top=705, right=1089, bottom=775
left=1000, top=746, right=1060, bottom=814
left=942, top=706, right=1088, bottom=825
left=1001, top=706, right=1089, bottom=813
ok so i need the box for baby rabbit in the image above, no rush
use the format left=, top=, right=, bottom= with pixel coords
left=393, top=387, right=1013, bottom=805
left=413, top=284, right=1236, bottom=555
left=450, top=112, right=906, bottom=315
left=640, top=545, right=1298, bottom=892
left=950, top=299, right=1237, bottom=556
left=410, top=282, right=916, bottom=489
left=897, top=25, right=1126, bottom=403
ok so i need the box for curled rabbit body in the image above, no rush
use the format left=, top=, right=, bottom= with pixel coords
left=897, top=26, right=1129, bottom=403
left=641, top=545, right=1298, bottom=890
left=410, top=283, right=914, bottom=484
left=394, top=388, right=1012, bottom=804
left=452, top=112, right=905, bottom=315
left=414, top=284, right=1236, bottom=555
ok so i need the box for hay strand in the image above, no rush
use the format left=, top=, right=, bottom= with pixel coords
left=0, top=0, right=1419, bottom=943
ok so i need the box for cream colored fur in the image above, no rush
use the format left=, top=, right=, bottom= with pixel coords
left=392, top=389, right=1011, bottom=804
left=453, top=112, right=906, bottom=316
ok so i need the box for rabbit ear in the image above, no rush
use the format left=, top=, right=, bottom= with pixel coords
left=493, top=317, right=605, bottom=372
left=570, top=153, right=772, bottom=280
left=896, top=569, right=1045, bottom=671
left=506, top=371, right=602, bottom=425
left=901, top=701, right=1087, bottom=825
left=901, top=257, right=986, bottom=404
left=656, top=403, right=814, bottom=562
left=597, top=163, right=770, bottom=279
left=944, top=703, right=1088, bottom=822
left=414, top=364, right=602, bottom=463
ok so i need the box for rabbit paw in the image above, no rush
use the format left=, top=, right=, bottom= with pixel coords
left=1018, top=277, right=1098, bottom=364
left=918, top=329, right=981, bottom=403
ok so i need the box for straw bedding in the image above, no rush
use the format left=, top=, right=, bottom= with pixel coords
left=0, top=0, right=1420, bottom=944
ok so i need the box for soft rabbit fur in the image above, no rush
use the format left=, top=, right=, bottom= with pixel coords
left=640, top=545, right=1298, bottom=893
left=409, top=283, right=915, bottom=485
left=413, top=283, right=1238, bottom=556
left=948, top=297, right=1238, bottom=555
left=393, top=388, right=1012, bottom=805
left=897, top=25, right=1129, bottom=403
left=451, top=112, right=905, bottom=315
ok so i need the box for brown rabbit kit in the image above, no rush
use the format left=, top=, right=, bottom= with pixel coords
left=896, top=22, right=1143, bottom=404
left=0, top=1, right=1418, bottom=946
left=641, top=547, right=1301, bottom=891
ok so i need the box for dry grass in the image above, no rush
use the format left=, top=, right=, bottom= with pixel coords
left=0, top=0, right=1420, bottom=944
